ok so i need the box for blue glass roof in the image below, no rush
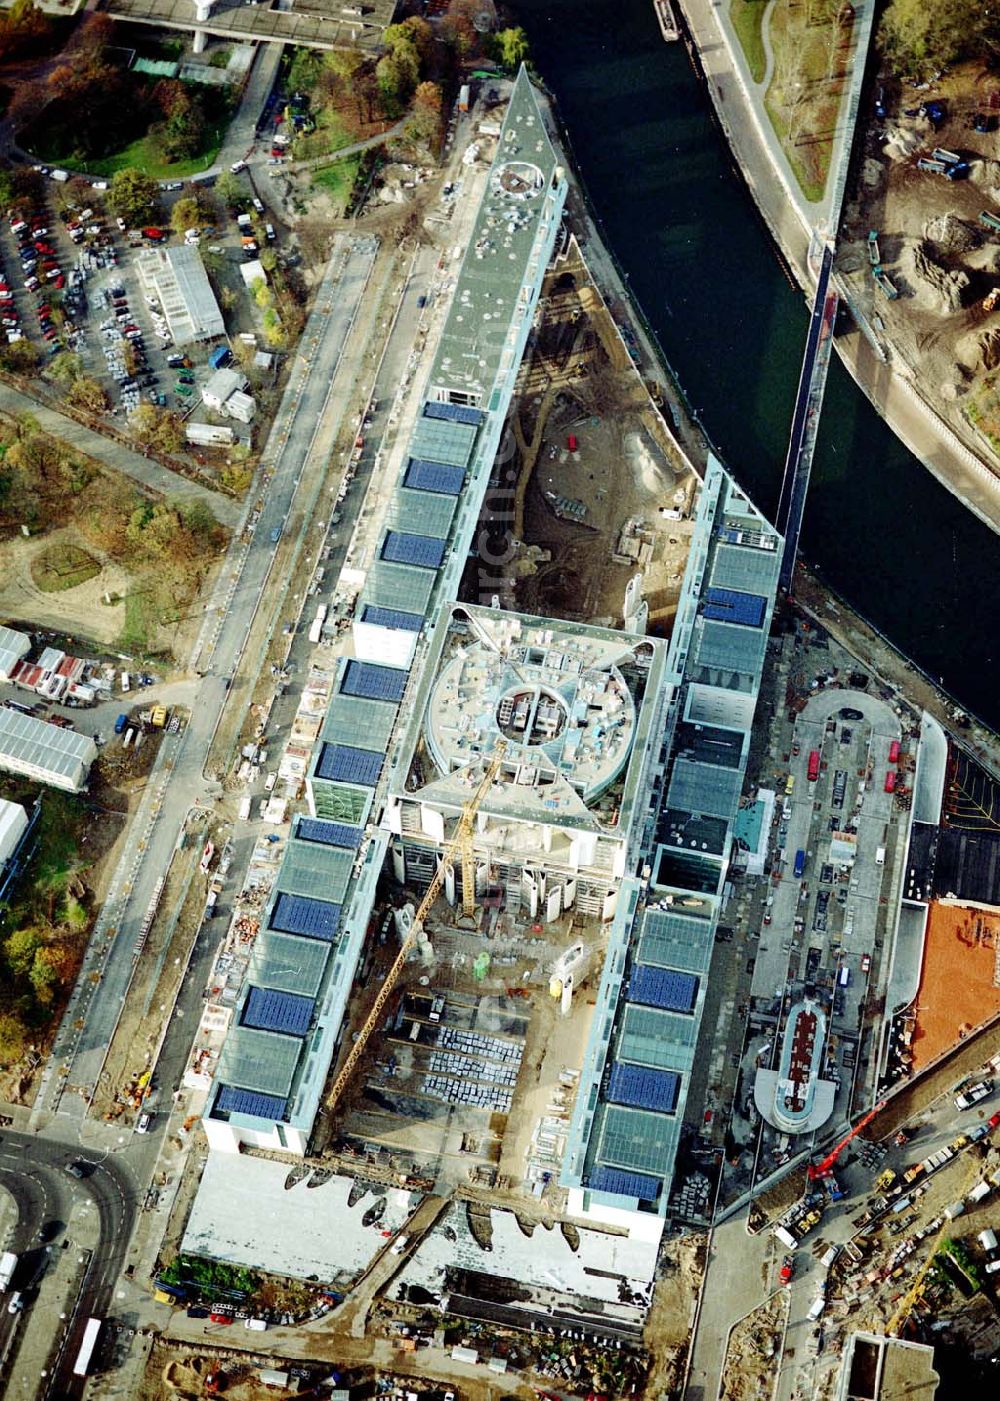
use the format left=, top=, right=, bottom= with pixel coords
left=296, top=818, right=362, bottom=851
left=423, top=401, right=483, bottom=427
left=586, top=1165, right=661, bottom=1201
left=381, top=531, right=446, bottom=570
left=315, top=743, right=383, bottom=787
left=216, top=1085, right=288, bottom=1120
left=404, top=459, right=465, bottom=495
left=703, top=586, right=767, bottom=628
left=270, top=893, right=341, bottom=941
left=607, top=1063, right=680, bottom=1114
left=361, top=605, right=423, bottom=632
left=627, top=966, right=699, bottom=1013
left=341, top=659, right=408, bottom=702
left=243, top=987, right=314, bottom=1037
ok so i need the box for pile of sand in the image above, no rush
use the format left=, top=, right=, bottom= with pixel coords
left=883, top=126, right=921, bottom=161
left=924, top=212, right=981, bottom=255
left=969, top=157, right=1000, bottom=196
left=956, top=325, right=1000, bottom=372
left=902, top=240, right=970, bottom=313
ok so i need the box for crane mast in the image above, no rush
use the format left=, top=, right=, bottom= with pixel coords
left=324, top=742, right=507, bottom=1115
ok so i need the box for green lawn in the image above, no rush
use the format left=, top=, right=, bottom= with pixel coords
left=83, top=131, right=224, bottom=181
left=312, top=155, right=361, bottom=214
left=730, top=0, right=768, bottom=85
left=119, top=588, right=155, bottom=654
left=30, top=543, right=101, bottom=593
left=292, top=107, right=354, bottom=162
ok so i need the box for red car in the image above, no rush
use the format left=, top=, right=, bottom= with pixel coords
left=209, top=1310, right=233, bottom=1325
left=989, top=1111, right=1000, bottom=1129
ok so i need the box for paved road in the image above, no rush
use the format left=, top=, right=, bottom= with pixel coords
left=29, top=235, right=377, bottom=1132
left=0, top=381, right=242, bottom=529
left=0, top=1129, right=143, bottom=1395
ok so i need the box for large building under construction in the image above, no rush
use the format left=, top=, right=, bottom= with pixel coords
left=199, top=69, right=783, bottom=1240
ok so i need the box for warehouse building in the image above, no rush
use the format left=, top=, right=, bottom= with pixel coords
left=0, top=707, right=97, bottom=793
left=136, top=245, right=225, bottom=346
left=0, top=625, right=30, bottom=682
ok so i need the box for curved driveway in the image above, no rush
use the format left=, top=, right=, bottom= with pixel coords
left=0, top=1131, right=138, bottom=1393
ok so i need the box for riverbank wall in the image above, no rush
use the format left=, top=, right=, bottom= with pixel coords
left=676, top=0, right=1000, bottom=536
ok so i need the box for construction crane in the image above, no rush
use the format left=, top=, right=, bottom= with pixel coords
left=886, top=1153, right=980, bottom=1336
left=324, top=742, right=507, bottom=1115
left=807, top=1101, right=887, bottom=1182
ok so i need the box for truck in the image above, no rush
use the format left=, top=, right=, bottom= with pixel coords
left=773, top=1225, right=798, bottom=1249
left=794, top=849, right=806, bottom=879
left=0, top=1251, right=17, bottom=1292
left=208, top=345, right=232, bottom=371
left=807, top=749, right=821, bottom=781
left=150, top=705, right=168, bottom=729
left=308, top=604, right=328, bottom=644
left=458, top=83, right=470, bottom=113
left=114, top=713, right=128, bottom=735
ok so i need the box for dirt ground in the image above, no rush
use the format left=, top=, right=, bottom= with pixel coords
left=503, top=249, right=696, bottom=633
left=644, top=1232, right=706, bottom=1396
left=842, top=60, right=1000, bottom=466
left=719, top=1286, right=788, bottom=1401
left=90, top=811, right=214, bottom=1125
left=0, top=525, right=129, bottom=644
left=910, top=902, right=1000, bottom=1070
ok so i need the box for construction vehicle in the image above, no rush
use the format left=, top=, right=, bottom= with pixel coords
left=808, top=1101, right=886, bottom=1184
left=886, top=1155, right=980, bottom=1336
left=324, top=743, right=507, bottom=1114
left=874, top=1167, right=898, bottom=1194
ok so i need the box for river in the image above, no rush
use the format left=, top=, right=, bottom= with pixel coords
left=515, top=0, right=1000, bottom=732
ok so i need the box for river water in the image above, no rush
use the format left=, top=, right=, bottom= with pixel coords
left=515, top=0, right=1000, bottom=732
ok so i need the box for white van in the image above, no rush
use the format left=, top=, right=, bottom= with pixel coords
left=390, top=1234, right=410, bottom=1255
left=807, top=1295, right=826, bottom=1321
left=978, top=1228, right=998, bottom=1253
left=121, top=671, right=131, bottom=693
left=244, top=1317, right=268, bottom=1331
left=238, top=796, right=252, bottom=821
left=820, top=1244, right=841, bottom=1269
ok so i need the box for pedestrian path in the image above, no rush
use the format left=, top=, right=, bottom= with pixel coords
left=0, top=381, right=241, bottom=528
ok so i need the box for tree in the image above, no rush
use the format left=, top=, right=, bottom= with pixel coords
left=66, top=377, right=107, bottom=415
left=215, top=171, right=248, bottom=210
left=376, top=50, right=419, bottom=117
left=879, top=0, right=1000, bottom=78
left=108, top=168, right=159, bottom=228
left=47, top=351, right=82, bottom=387
left=129, top=403, right=186, bottom=454
left=494, top=26, right=531, bottom=70
left=171, top=195, right=202, bottom=237
left=386, top=16, right=433, bottom=67
left=5, top=924, right=41, bottom=977
left=407, top=81, right=445, bottom=147
left=442, top=0, right=481, bottom=58
left=288, top=47, right=322, bottom=93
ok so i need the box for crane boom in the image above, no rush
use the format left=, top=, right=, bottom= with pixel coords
left=324, top=743, right=507, bottom=1115
left=808, top=1101, right=886, bottom=1180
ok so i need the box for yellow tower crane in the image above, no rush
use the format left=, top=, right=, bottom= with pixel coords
left=885, top=1154, right=981, bottom=1337
left=324, top=741, right=507, bottom=1115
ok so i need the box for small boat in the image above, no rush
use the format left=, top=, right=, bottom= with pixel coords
left=654, top=0, right=680, bottom=42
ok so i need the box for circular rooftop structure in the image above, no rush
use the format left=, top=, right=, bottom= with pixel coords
left=423, top=618, right=639, bottom=812
left=493, top=159, right=545, bottom=201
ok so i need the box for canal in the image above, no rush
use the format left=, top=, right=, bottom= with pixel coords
left=516, top=0, right=1000, bottom=732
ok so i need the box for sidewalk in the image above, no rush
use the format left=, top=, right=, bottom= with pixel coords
left=679, top=0, right=1000, bottom=535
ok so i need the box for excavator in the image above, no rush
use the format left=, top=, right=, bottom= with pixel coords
left=324, top=741, right=507, bottom=1115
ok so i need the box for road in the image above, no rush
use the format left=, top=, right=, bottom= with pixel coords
left=0, top=380, right=242, bottom=530
left=0, top=1128, right=142, bottom=1393
left=29, top=234, right=378, bottom=1131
